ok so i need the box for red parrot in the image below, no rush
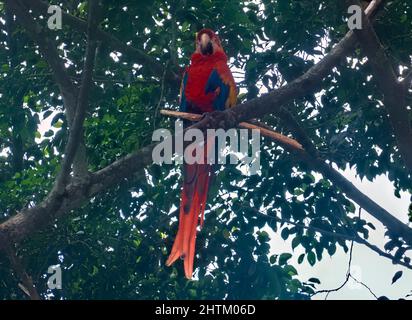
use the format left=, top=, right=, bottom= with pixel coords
left=165, top=29, right=237, bottom=279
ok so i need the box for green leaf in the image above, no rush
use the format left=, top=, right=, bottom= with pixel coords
left=291, top=236, right=300, bottom=250
left=269, top=255, right=277, bottom=264
left=284, top=265, right=298, bottom=276
left=391, top=271, right=403, bottom=284
left=327, top=243, right=336, bottom=256
left=281, top=228, right=289, bottom=240
left=257, top=230, right=270, bottom=243
left=307, top=251, right=316, bottom=266
left=278, top=253, right=292, bottom=266
left=53, top=120, right=63, bottom=128
left=308, top=277, right=321, bottom=284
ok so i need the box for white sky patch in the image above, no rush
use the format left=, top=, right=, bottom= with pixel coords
left=36, top=110, right=60, bottom=143
left=0, top=147, right=10, bottom=157
left=110, top=51, right=122, bottom=62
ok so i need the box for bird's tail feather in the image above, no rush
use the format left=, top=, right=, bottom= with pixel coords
left=166, top=138, right=213, bottom=279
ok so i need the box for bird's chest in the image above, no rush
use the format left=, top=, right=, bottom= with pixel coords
left=185, top=63, right=216, bottom=113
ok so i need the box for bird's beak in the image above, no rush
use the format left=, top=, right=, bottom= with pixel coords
left=199, top=33, right=213, bottom=56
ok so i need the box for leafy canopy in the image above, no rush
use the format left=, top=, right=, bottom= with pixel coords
left=0, top=0, right=411, bottom=299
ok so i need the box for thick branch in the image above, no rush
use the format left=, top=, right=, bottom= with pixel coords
left=347, top=0, right=412, bottom=173
left=274, top=107, right=319, bottom=157
left=160, top=109, right=304, bottom=151
left=403, top=70, right=412, bottom=89
left=52, top=0, right=99, bottom=191
left=0, top=144, right=155, bottom=242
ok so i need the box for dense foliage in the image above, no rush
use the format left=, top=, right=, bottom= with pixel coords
left=0, top=0, right=411, bottom=299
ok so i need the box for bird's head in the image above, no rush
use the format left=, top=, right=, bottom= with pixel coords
left=195, top=29, right=224, bottom=56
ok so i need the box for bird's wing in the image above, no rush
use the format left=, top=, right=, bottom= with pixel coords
left=205, top=62, right=237, bottom=110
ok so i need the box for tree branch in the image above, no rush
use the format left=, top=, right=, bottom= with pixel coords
left=160, top=109, right=304, bottom=151
left=403, top=69, right=412, bottom=90
left=51, top=0, right=99, bottom=191
left=312, top=208, right=379, bottom=299
left=0, top=143, right=155, bottom=242
left=402, top=70, right=412, bottom=92
left=346, top=0, right=412, bottom=173
left=274, top=107, right=319, bottom=157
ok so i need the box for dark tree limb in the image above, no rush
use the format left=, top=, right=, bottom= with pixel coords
left=51, top=0, right=99, bottom=192
left=5, top=3, right=25, bottom=174
left=274, top=107, right=319, bottom=157
left=403, top=69, right=412, bottom=90
left=0, top=143, right=155, bottom=242
left=347, top=0, right=412, bottom=173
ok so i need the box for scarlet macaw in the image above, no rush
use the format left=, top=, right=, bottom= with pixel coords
left=166, top=29, right=237, bottom=279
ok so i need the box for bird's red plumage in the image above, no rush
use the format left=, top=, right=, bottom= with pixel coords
left=184, top=51, right=228, bottom=112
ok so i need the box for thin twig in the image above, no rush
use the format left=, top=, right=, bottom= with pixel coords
left=312, top=208, right=379, bottom=299
left=153, top=60, right=170, bottom=130
left=349, top=274, right=379, bottom=299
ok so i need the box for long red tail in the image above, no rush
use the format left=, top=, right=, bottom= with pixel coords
left=166, top=148, right=213, bottom=279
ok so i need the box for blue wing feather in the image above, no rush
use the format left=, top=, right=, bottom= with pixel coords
left=205, top=69, right=230, bottom=111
